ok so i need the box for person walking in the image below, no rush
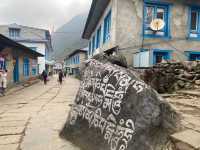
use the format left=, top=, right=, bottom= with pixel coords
left=0, top=70, right=7, bottom=96
left=58, top=70, right=63, bottom=85
left=42, top=70, right=48, bottom=85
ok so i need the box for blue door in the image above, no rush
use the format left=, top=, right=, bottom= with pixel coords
left=23, top=58, right=29, bottom=77
left=13, top=57, right=19, bottom=83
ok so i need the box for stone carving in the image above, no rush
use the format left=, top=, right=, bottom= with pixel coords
left=61, top=59, right=179, bottom=150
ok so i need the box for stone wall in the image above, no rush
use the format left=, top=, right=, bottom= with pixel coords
left=136, top=61, right=200, bottom=93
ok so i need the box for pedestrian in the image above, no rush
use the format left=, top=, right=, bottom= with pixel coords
left=0, top=70, right=7, bottom=96
left=42, top=70, right=48, bottom=85
left=64, top=70, right=67, bottom=78
left=58, top=70, right=63, bottom=85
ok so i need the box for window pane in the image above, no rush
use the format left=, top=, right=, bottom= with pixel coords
left=146, top=7, right=154, bottom=27
left=103, top=10, right=112, bottom=43
left=191, top=11, right=198, bottom=31
left=157, top=8, right=165, bottom=20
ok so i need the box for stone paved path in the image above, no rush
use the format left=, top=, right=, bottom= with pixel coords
left=0, top=76, right=80, bottom=150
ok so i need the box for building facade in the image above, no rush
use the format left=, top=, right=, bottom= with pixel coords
left=0, top=34, right=43, bottom=87
left=0, top=23, right=53, bottom=73
left=64, top=49, right=87, bottom=75
left=83, top=0, right=200, bottom=67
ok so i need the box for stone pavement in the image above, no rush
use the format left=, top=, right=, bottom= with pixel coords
left=0, top=76, right=81, bottom=150
left=166, top=94, right=200, bottom=149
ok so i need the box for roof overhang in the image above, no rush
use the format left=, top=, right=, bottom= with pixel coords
left=0, top=34, right=44, bottom=57
left=82, top=0, right=110, bottom=39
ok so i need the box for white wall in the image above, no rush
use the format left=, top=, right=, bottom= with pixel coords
left=88, top=0, right=118, bottom=57
left=19, top=42, right=46, bottom=74
left=133, top=51, right=150, bottom=67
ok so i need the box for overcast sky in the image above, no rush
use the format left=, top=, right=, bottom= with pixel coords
left=0, top=0, right=92, bottom=31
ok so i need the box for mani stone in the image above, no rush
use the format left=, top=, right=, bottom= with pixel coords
left=60, top=59, right=179, bottom=150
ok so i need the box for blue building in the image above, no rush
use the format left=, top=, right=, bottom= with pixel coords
left=83, top=0, right=200, bottom=67
left=64, top=49, right=87, bottom=75
left=0, top=23, right=53, bottom=73
left=0, top=34, right=43, bottom=86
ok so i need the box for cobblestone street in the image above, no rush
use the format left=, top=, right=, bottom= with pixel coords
left=0, top=76, right=80, bottom=150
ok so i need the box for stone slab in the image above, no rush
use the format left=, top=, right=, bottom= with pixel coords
left=0, top=120, right=27, bottom=127
left=171, top=129, right=200, bottom=149
left=177, top=90, right=200, bottom=97
left=0, top=127, right=24, bottom=136
left=0, top=135, right=21, bottom=145
left=160, top=94, right=181, bottom=98
left=0, top=144, right=18, bottom=150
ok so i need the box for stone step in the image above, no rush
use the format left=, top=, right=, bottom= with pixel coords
left=171, top=129, right=200, bottom=150
left=177, top=90, right=200, bottom=97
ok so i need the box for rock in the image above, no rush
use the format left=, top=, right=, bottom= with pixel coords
left=136, top=61, right=200, bottom=93
left=182, top=61, right=197, bottom=72
left=173, top=83, right=180, bottom=91
left=60, top=59, right=179, bottom=150
left=195, top=80, right=200, bottom=85
left=183, top=71, right=194, bottom=80
left=184, top=83, right=193, bottom=89
left=93, top=53, right=128, bottom=68
left=177, top=80, right=185, bottom=88
left=175, top=142, right=194, bottom=150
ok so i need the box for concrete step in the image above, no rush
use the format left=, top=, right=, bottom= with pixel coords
left=171, top=130, right=200, bottom=150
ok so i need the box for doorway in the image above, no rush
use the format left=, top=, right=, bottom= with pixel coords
left=13, top=57, right=19, bottom=83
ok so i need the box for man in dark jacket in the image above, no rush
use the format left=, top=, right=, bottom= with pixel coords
left=42, top=70, right=48, bottom=85
left=58, top=70, right=63, bottom=85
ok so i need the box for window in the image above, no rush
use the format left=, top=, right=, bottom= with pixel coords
left=153, top=50, right=172, bottom=64
left=9, top=28, right=20, bottom=38
left=144, top=3, right=170, bottom=38
left=88, top=41, right=92, bottom=56
left=103, top=10, right=112, bottom=43
left=32, top=68, right=37, bottom=76
left=96, top=26, right=101, bottom=49
left=73, top=56, right=76, bottom=64
left=77, top=55, right=80, bottom=64
left=191, top=11, right=198, bottom=31
left=190, top=54, right=200, bottom=60
left=186, top=51, right=200, bottom=61
left=75, top=55, right=78, bottom=64
left=92, top=36, right=96, bottom=55
left=23, top=58, right=29, bottom=77
left=189, top=7, right=200, bottom=39
left=0, top=57, right=6, bottom=70
left=32, top=59, right=37, bottom=76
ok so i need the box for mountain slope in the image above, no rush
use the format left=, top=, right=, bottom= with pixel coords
left=52, top=14, right=88, bottom=60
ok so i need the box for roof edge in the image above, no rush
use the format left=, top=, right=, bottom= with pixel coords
left=82, top=0, right=97, bottom=39
left=0, top=34, right=44, bottom=57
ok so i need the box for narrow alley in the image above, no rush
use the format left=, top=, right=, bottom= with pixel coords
left=0, top=76, right=80, bottom=150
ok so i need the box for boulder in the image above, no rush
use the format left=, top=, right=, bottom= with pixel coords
left=60, top=59, right=179, bottom=150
